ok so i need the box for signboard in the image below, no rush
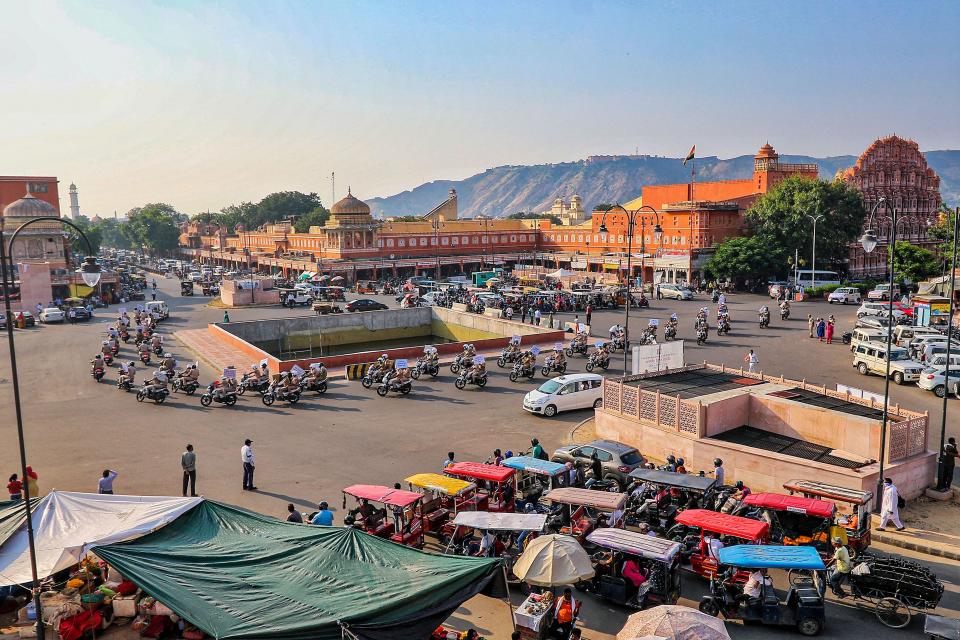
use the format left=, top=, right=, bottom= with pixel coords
left=290, top=364, right=305, bottom=377
left=631, top=340, right=684, bottom=375
left=395, top=359, right=409, bottom=369
left=474, top=356, right=485, bottom=365
left=571, top=258, right=587, bottom=270
left=531, top=346, right=540, bottom=356
left=648, top=319, right=660, bottom=327
left=223, top=367, right=237, bottom=379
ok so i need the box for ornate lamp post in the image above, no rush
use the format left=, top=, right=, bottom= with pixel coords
left=1, top=196, right=102, bottom=640
left=598, top=204, right=663, bottom=375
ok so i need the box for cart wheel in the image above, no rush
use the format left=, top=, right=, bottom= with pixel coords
left=788, top=569, right=814, bottom=586
left=875, top=597, right=911, bottom=628
left=797, top=617, right=822, bottom=636
left=698, top=598, right=720, bottom=617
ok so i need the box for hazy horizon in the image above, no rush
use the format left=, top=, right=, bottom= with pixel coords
left=3, top=0, right=958, bottom=215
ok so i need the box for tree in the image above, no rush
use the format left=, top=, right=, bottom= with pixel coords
left=123, top=204, right=182, bottom=255
left=890, top=241, right=940, bottom=283
left=252, top=191, right=321, bottom=228
left=704, top=236, right=781, bottom=282
left=293, top=206, right=330, bottom=233
left=96, top=218, right=132, bottom=250
left=744, top=176, right=866, bottom=271
left=66, top=216, right=102, bottom=256
left=507, top=212, right=563, bottom=225
left=928, top=204, right=958, bottom=259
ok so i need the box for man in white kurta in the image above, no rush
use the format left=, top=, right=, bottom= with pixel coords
left=878, top=478, right=905, bottom=531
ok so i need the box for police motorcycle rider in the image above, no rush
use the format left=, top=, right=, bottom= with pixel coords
left=568, top=328, right=588, bottom=355
left=117, top=361, right=136, bottom=390
left=160, top=352, right=177, bottom=376
left=300, top=361, right=328, bottom=391
left=500, top=336, right=521, bottom=363
left=451, top=343, right=476, bottom=373
left=142, top=368, right=169, bottom=398
left=412, top=346, right=439, bottom=378
left=150, top=331, right=164, bottom=355
left=542, top=346, right=566, bottom=375
left=99, top=340, right=114, bottom=365
left=90, top=352, right=106, bottom=380
left=665, top=313, right=679, bottom=340
left=461, top=357, right=488, bottom=386
left=586, top=341, right=610, bottom=371
left=779, top=299, right=790, bottom=320
left=758, top=304, right=771, bottom=328
left=174, top=363, right=200, bottom=392
left=211, top=370, right=239, bottom=402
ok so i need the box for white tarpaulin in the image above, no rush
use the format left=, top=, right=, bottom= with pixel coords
left=631, top=340, right=685, bottom=375
left=0, top=492, right=201, bottom=586
left=547, top=269, right=575, bottom=278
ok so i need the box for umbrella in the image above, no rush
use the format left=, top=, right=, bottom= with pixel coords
left=617, top=605, right=730, bottom=640
left=330, top=275, right=345, bottom=283
left=512, top=534, right=595, bottom=586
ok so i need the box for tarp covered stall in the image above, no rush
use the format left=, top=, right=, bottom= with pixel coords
left=0, top=492, right=201, bottom=587
left=94, top=501, right=504, bottom=640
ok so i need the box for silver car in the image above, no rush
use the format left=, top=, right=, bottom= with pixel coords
left=659, top=284, right=694, bottom=300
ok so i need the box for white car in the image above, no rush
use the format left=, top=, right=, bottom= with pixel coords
left=659, top=284, right=694, bottom=301
left=917, top=367, right=960, bottom=398
left=828, top=287, right=861, bottom=305
left=523, top=373, right=604, bottom=417
left=856, top=302, right=905, bottom=319
left=39, top=307, right=65, bottom=323
left=189, top=272, right=202, bottom=282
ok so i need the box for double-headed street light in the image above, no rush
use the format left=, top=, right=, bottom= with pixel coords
left=598, top=204, right=663, bottom=375
left=0, top=209, right=101, bottom=640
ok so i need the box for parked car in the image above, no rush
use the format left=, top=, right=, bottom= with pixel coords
left=852, top=343, right=924, bottom=385
left=917, top=367, right=960, bottom=398
left=66, top=307, right=92, bottom=322
left=345, top=299, right=388, bottom=312
left=856, top=302, right=905, bottom=319
left=848, top=327, right=890, bottom=353
left=20, top=311, right=36, bottom=327
left=658, top=284, right=694, bottom=301
left=868, top=283, right=900, bottom=301
left=551, top=439, right=645, bottom=487
left=522, top=373, right=604, bottom=417
left=39, top=307, right=65, bottom=323
left=892, top=325, right=942, bottom=348
left=827, top=287, right=862, bottom=305
left=924, top=352, right=960, bottom=371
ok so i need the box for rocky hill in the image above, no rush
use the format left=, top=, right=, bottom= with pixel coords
left=367, top=150, right=960, bottom=219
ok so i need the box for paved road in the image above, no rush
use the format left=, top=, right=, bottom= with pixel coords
left=0, top=278, right=956, bottom=638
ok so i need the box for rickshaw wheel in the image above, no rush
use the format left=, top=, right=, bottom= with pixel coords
left=788, top=569, right=814, bottom=586
left=797, top=617, right=822, bottom=636
left=698, top=599, right=720, bottom=617
left=875, top=597, right=911, bottom=628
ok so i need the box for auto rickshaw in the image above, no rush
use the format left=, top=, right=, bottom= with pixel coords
left=501, top=456, right=568, bottom=509
left=736, top=493, right=840, bottom=558
left=341, top=484, right=425, bottom=548
left=404, top=473, right=477, bottom=542
left=672, top=509, right=770, bottom=580
left=444, top=462, right=517, bottom=513
left=578, top=528, right=682, bottom=610
left=626, top=468, right=717, bottom=534
left=783, top=479, right=873, bottom=557
left=542, top=487, right=628, bottom=542
left=443, top=511, right=548, bottom=577
left=180, top=280, right=194, bottom=296
left=699, top=545, right=826, bottom=636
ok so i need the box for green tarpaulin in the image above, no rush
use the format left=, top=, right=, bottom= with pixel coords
left=94, top=501, right=503, bottom=640
left=0, top=499, right=39, bottom=550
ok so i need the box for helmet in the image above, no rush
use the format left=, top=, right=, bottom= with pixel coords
left=102, top=340, right=108, bottom=346
left=666, top=455, right=676, bottom=464
left=164, top=353, right=172, bottom=358
left=735, top=480, right=744, bottom=489
left=505, top=450, right=513, bottom=458
left=714, top=458, right=723, bottom=467
left=128, top=361, right=135, bottom=367
left=677, top=458, right=685, bottom=466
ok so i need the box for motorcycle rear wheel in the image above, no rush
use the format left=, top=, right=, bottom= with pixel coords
left=225, top=395, right=237, bottom=406
left=376, top=385, right=389, bottom=397
left=455, top=378, right=466, bottom=389
left=508, top=371, right=519, bottom=382
left=200, top=395, right=212, bottom=407
left=317, top=381, right=327, bottom=393
left=477, top=376, right=487, bottom=387
left=289, top=393, right=300, bottom=404
left=237, top=386, right=246, bottom=396
left=497, top=357, right=506, bottom=368
left=411, top=368, right=421, bottom=380
left=541, top=367, right=550, bottom=376
left=262, top=394, right=275, bottom=406
left=361, top=377, right=373, bottom=389
left=450, top=363, right=461, bottom=374
left=585, top=362, right=594, bottom=372
left=400, top=384, right=411, bottom=395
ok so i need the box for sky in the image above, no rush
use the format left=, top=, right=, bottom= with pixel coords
left=2, top=0, right=958, bottom=216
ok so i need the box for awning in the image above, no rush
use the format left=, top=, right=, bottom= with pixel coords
left=94, top=500, right=502, bottom=640
left=450, top=512, right=547, bottom=532
left=0, top=492, right=201, bottom=586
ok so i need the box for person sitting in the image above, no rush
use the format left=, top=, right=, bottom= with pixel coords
left=466, top=360, right=486, bottom=383
left=91, top=353, right=105, bottom=371
left=736, top=567, right=772, bottom=606
left=214, top=373, right=237, bottom=399
left=118, top=362, right=136, bottom=387
left=548, top=349, right=566, bottom=369
left=622, top=558, right=649, bottom=600
left=144, top=370, right=168, bottom=395
left=503, top=339, right=520, bottom=357
left=137, top=339, right=150, bottom=355
left=100, top=341, right=111, bottom=357
left=518, top=350, right=535, bottom=370
left=308, top=362, right=327, bottom=383
left=393, top=366, right=412, bottom=385
left=572, top=330, right=587, bottom=348
left=151, top=333, right=163, bottom=350
left=161, top=353, right=176, bottom=373
left=178, top=363, right=200, bottom=383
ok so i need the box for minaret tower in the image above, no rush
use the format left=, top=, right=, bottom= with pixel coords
left=68, top=183, right=80, bottom=219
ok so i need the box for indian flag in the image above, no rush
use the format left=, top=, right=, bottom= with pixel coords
left=682, top=145, right=696, bottom=166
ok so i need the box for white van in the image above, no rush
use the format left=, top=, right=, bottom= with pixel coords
left=144, top=300, right=169, bottom=320
left=523, top=373, right=604, bottom=417
left=849, top=328, right=890, bottom=353
left=892, top=325, right=941, bottom=348
left=852, top=343, right=924, bottom=385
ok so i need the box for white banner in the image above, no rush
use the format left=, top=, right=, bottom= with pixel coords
left=631, top=340, right=684, bottom=375
left=571, top=259, right=587, bottom=269
left=290, top=364, right=305, bottom=377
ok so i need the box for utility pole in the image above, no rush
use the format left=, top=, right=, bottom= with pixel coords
left=330, top=172, right=335, bottom=205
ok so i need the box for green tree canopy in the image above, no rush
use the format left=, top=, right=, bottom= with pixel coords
left=704, top=236, right=781, bottom=282
left=507, top=212, right=563, bottom=225
left=66, top=216, right=102, bottom=256
left=292, top=206, right=331, bottom=233
left=122, top=203, right=182, bottom=255
left=890, top=241, right=940, bottom=283
left=744, top=176, right=866, bottom=271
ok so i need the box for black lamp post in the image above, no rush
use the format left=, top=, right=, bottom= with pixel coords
left=936, top=206, right=959, bottom=491
left=0, top=213, right=101, bottom=640
left=598, top=204, right=663, bottom=375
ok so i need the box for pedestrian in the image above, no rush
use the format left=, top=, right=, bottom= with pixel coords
left=551, top=588, right=581, bottom=638
left=505, top=306, right=513, bottom=320
left=712, top=458, right=725, bottom=486
left=938, top=437, right=958, bottom=491
left=35, top=303, right=42, bottom=316
left=241, top=439, right=257, bottom=491
left=827, top=537, right=852, bottom=597
left=151, top=291, right=157, bottom=301
left=534, top=309, right=542, bottom=326
left=744, top=349, right=759, bottom=373
left=825, top=320, right=834, bottom=344
left=877, top=477, right=905, bottom=531
left=223, top=310, right=231, bottom=323
left=520, top=305, right=527, bottom=323
left=181, top=444, right=198, bottom=497
left=286, top=503, right=303, bottom=523
left=548, top=310, right=555, bottom=328
left=98, top=469, right=118, bottom=494
left=816, top=318, right=826, bottom=341
left=311, top=501, right=334, bottom=526
left=443, top=451, right=456, bottom=469
left=7, top=474, right=22, bottom=501
left=585, top=304, right=592, bottom=327
left=24, top=466, right=38, bottom=498
left=807, top=314, right=814, bottom=338
left=656, top=284, right=662, bottom=300
left=531, top=438, right=547, bottom=460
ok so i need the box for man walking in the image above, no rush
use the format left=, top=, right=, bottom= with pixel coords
left=98, top=469, right=118, bottom=495
left=744, top=349, right=759, bottom=373
left=181, top=444, right=198, bottom=497
left=241, top=439, right=257, bottom=491
left=877, top=477, right=904, bottom=531
left=520, top=305, right=527, bottom=323
left=807, top=314, right=815, bottom=338
left=939, top=437, right=958, bottom=491
left=534, top=308, right=542, bottom=326
left=585, top=304, right=592, bottom=328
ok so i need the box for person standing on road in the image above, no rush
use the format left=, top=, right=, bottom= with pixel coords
left=223, top=310, right=231, bottom=323
left=7, top=474, right=22, bottom=501
left=807, top=314, right=815, bottom=338
left=585, top=304, right=592, bottom=328
left=98, top=469, right=118, bottom=494
left=181, top=444, right=198, bottom=497
left=877, top=477, right=904, bottom=531
left=938, top=437, right=958, bottom=492
left=534, top=308, right=542, bottom=326
left=825, top=320, right=834, bottom=344
left=712, top=458, right=725, bottom=486
left=241, top=439, right=257, bottom=491
left=744, top=349, right=759, bottom=373
left=816, top=318, right=826, bottom=341
left=25, top=467, right=38, bottom=498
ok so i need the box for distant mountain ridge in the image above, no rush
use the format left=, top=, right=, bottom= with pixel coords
left=367, top=150, right=960, bottom=219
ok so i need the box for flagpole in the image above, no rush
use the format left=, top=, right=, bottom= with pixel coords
left=691, top=156, right=696, bottom=202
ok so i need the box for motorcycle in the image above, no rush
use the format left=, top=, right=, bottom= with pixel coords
left=171, top=375, right=199, bottom=395
left=377, top=375, right=412, bottom=396
left=119, top=328, right=130, bottom=343
left=508, top=359, right=536, bottom=382
left=449, top=353, right=473, bottom=375
left=116, top=375, right=134, bottom=391
left=152, top=342, right=164, bottom=356
left=717, top=317, right=730, bottom=336
left=780, top=305, right=790, bottom=320
left=90, top=364, right=105, bottom=382
left=136, top=385, right=169, bottom=404
left=410, top=357, right=439, bottom=380
left=298, top=372, right=328, bottom=394
left=759, top=311, right=770, bottom=328
left=102, top=352, right=114, bottom=366
left=200, top=384, right=238, bottom=407
left=237, top=373, right=270, bottom=395
left=696, top=327, right=708, bottom=346
left=262, top=384, right=301, bottom=406
left=585, top=350, right=610, bottom=372
left=455, top=369, right=488, bottom=389
left=566, top=339, right=588, bottom=357
left=540, top=355, right=567, bottom=377
left=608, top=334, right=627, bottom=352
left=497, top=346, right=521, bottom=368
left=110, top=342, right=119, bottom=356
left=664, top=324, right=677, bottom=341
left=361, top=364, right=392, bottom=389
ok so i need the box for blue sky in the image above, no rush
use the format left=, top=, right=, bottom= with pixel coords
left=2, top=0, right=957, bottom=215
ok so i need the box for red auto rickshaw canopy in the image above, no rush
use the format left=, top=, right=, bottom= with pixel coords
left=674, top=509, right=770, bottom=541
left=445, top=462, right=516, bottom=483
left=743, top=493, right=835, bottom=519
left=342, top=484, right=422, bottom=508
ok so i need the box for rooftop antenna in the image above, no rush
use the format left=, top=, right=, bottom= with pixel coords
left=330, top=171, right=335, bottom=205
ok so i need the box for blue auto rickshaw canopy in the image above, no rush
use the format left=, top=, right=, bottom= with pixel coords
left=718, top=545, right=826, bottom=570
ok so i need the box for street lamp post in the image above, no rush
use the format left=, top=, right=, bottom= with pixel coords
left=598, top=204, right=663, bottom=375
left=805, top=212, right=824, bottom=290
left=432, top=218, right=442, bottom=280
left=0, top=214, right=101, bottom=640
left=859, top=196, right=923, bottom=511
left=936, top=207, right=959, bottom=490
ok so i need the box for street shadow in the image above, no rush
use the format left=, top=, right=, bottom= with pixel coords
left=253, top=490, right=317, bottom=508
left=402, top=392, right=472, bottom=405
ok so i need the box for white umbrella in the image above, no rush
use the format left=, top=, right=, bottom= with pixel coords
left=617, top=605, right=730, bottom=640
left=512, top=534, right=595, bottom=586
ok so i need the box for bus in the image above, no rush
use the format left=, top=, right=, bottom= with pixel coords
left=792, top=270, right=841, bottom=288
